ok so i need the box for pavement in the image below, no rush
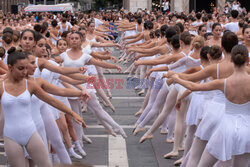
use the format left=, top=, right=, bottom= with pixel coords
left=0, top=48, right=183, bottom=167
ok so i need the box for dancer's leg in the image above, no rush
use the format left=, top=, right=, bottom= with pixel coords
left=68, top=99, right=84, bottom=146
left=140, top=87, right=178, bottom=143
left=167, top=109, right=176, bottom=142
left=233, top=154, right=250, bottom=167
left=0, top=107, right=4, bottom=138
left=40, top=104, right=72, bottom=164
left=36, top=123, right=48, bottom=152
left=186, top=137, right=207, bottom=167
left=135, top=77, right=156, bottom=116
left=96, top=66, right=113, bottom=99
left=197, top=148, right=217, bottom=167
left=136, top=78, right=162, bottom=124
left=138, top=83, right=170, bottom=129
left=184, top=125, right=197, bottom=156
left=56, top=115, right=73, bottom=149
left=94, top=75, right=115, bottom=112
left=87, top=92, right=127, bottom=138
left=164, top=99, right=188, bottom=158
left=26, top=132, right=52, bottom=167
left=4, top=137, right=26, bottom=167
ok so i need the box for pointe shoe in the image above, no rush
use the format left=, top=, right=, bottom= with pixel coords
left=139, top=134, right=153, bottom=143
left=82, top=135, right=92, bottom=144
left=114, top=128, right=127, bottom=139
left=166, top=138, right=174, bottom=143
left=69, top=149, right=82, bottom=159
left=160, top=129, right=168, bottom=134
left=105, top=129, right=117, bottom=137
left=138, top=89, right=145, bottom=96
left=174, top=157, right=183, bottom=166
left=133, top=127, right=145, bottom=136
left=108, top=104, right=115, bottom=112
left=132, top=123, right=138, bottom=133
left=52, top=153, right=60, bottom=164
left=163, top=151, right=179, bottom=159
left=178, top=146, right=184, bottom=151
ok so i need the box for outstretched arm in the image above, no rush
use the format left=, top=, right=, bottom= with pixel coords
left=29, top=80, right=86, bottom=126
left=171, top=74, right=224, bottom=92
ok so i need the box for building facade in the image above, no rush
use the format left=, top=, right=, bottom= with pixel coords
left=0, top=0, right=29, bottom=13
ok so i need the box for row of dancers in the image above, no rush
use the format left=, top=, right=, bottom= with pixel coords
left=116, top=9, right=250, bottom=167
left=0, top=11, right=129, bottom=166
left=0, top=8, right=249, bottom=167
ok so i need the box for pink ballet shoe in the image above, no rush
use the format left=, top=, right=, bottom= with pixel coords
left=135, top=109, right=143, bottom=117
left=105, top=129, right=117, bottom=137
left=138, top=89, right=145, bottom=96
left=160, top=129, right=168, bottom=134
left=107, top=103, right=115, bottom=112
left=114, top=128, right=127, bottom=139
left=163, top=151, right=179, bottom=159
left=139, top=134, right=154, bottom=143
left=133, top=127, right=145, bottom=136
left=174, top=157, right=183, bottom=166
left=178, top=146, right=184, bottom=151
left=166, top=138, right=174, bottom=143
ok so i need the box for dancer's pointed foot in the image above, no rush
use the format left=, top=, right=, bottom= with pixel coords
left=139, top=134, right=153, bottom=143
left=69, top=148, right=82, bottom=159
left=132, top=123, right=138, bottom=133
left=178, top=146, right=184, bottom=151
left=114, top=128, right=127, bottom=139
left=133, top=127, right=145, bottom=136
left=166, top=138, right=174, bottom=143
left=174, top=157, right=183, bottom=166
left=160, top=129, right=168, bottom=134
left=138, top=89, right=145, bottom=96
left=108, top=103, right=115, bottom=112
left=135, top=109, right=143, bottom=117
left=82, top=135, right=92, bottom=144
left=163, top=151, right=179, bottom=159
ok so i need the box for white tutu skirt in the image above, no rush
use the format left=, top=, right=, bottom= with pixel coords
left=86, top=65, right=98, bottom=75
left=186, top=93, right=205, bottom=126
left=195, top=99, right=225, bottom=141
left=206, top=101, right=250, bottom=161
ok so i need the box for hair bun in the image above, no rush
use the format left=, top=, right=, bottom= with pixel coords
left=7, top=47, right=16, bottom=55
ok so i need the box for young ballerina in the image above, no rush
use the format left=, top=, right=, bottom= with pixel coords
left=166, top=31, right=240, bottom=167
left=171, top=44, right=250, bottom=167
left=1, top=50, right=84, bottom=167
left=60, top=31, right=127, bottom=141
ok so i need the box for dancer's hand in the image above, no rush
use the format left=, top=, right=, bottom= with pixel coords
left=167, top=71, right=177, bottom=78
left=166, top=78, right=174, bottom=86
left=171, top=74, right=180, bottom=83
left=110, top=56, right=117, bottom=63
left=79, top=89, right=90, bottom=102
left=116, top=44, right=122, bottom=50
left=115, top=65, right=122, bottom=73
left=79, top=67, right=87, bottom=74
left=162, top=73, right=168, bottom=79
left=134, top=60, right=140, bottom=67
left=146, top=69, right=153, bottom=78
left=73, top=113, right=87, bottom=127
left=134, top=55, right=141, bottom=61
